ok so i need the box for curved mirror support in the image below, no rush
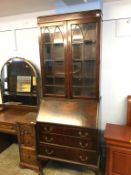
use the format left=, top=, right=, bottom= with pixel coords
left=1, top=57, right=40, bottom=106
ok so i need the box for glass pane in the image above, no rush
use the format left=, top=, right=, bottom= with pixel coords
left=45, top=86, right=64, bottom=95
left=53, top=44, right=64, bottom=60
left=44, top=27, right=54, bottom=43
left=71, top=22, right=97, bottom=98
left=53, top=26, right=64, bottom=61
left=84, top=23, right=96, bottom=41
left=54, top=26, right=64, bottom=44
left=43, top=25, right=65, bottom=96
left=72, top=25, right=83, bottom=43
left=44, top=61, right=65, bottom=95
left=44, top=44, right=52, bottom=60
left=72, top=44, right=82, bottom=60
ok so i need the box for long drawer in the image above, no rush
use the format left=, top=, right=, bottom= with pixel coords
left=39, top=133, right=98, bottom=150
left=0, top=122, right=16, bottom=134
left=38, top=122, right=98, bottom=139
left=38, top=143, right=98, bottom=165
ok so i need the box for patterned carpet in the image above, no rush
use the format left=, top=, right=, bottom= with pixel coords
left=0, top=144, right=96, bottom=175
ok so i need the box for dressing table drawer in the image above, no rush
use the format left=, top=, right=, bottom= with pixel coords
left=0, top=122, right=16, bottom=134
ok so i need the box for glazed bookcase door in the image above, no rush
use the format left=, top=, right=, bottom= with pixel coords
left=68, top=19, right=100, bottom=99
left=40, top=22, right=67, bottom=97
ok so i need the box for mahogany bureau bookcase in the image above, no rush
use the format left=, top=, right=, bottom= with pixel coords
left=36, top=9, right=101, bottom=175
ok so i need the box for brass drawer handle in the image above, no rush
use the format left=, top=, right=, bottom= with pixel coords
left=45, top=136, right=54, bottom=143
left=79, top=141, right=88, bottom=148
left=79, top=155, right=88, bottom=162
left=44, top=127, right=53, bottom=133
left=78, top=131, right=88, bottom=137
left=45, top=149, right=54, bottom=155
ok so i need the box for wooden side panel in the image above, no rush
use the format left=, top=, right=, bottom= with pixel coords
left=127, top=95, right=131, bottom=126
left=107, top=147, right=131, bottom=175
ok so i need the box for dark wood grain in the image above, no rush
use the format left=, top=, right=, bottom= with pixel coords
left=104, top=123, right=131, bottom=175
left=37, top=10, right=101, bottom=24
left=17, top=122, right=39, bottom=171
left=38, top=10, right=101, bottom=99
left=0, top=104, right=39, bottom=171
left=36, top=99, right=99, bottom=175
left=37, top=99, right=98, bottom=129
left=37, top=9, right=101, bottom=175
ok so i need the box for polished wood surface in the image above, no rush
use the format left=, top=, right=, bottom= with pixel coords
left=0, top=104, right=39, bottom=171
left=37, top=99, right=98, bottom=128
left=38, top=10, right=101, bottom=24
left=37, top=9, right=101, bottom=175
left=17, top=122, right=39, bottom=171
left=0, top=104, right=37, bottom=134
left=104, top=123, right=131, bottom=175
left=38, top=10, right=101, bottom=99
left=37, top=99, right=99, bottom=175
left=104, top=123, right=131, bottom=146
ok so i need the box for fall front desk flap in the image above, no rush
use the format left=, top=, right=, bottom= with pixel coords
left=37, top=98, right=99, bottom=129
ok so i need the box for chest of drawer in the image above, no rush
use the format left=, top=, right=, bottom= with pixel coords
left=17, top=123, right=35, bottom=147
left=39, top=133, right=98, bottom=150
left=38, top=143, right=98, bottom=165
left=37, top=122, right=98, bottom=139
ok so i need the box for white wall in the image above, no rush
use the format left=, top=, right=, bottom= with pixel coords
left=100, top=0, right=131, bottom=129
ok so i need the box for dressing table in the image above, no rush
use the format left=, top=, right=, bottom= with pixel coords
left=0, top=57, right=40, bottom=171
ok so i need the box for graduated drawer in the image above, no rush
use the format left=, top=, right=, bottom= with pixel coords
left=20, top=147, right=37, bottom=165
left=38, top=122, right=98, bottom=139
left=39, top=133, right=98, bottom=150
left=0, top=122, right=16, bottom=134
left=38, top=143, right=98, bottom=165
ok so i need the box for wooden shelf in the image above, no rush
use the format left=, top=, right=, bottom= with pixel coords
left=44, top=59, right=64, bottom=62
left=72, top=58, right=96, bottom=61
left=45, top=84, right=64, bottom=87
left=44, top=42, right=64, bottom=45
left=72, top=40, right=96, bottom=45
